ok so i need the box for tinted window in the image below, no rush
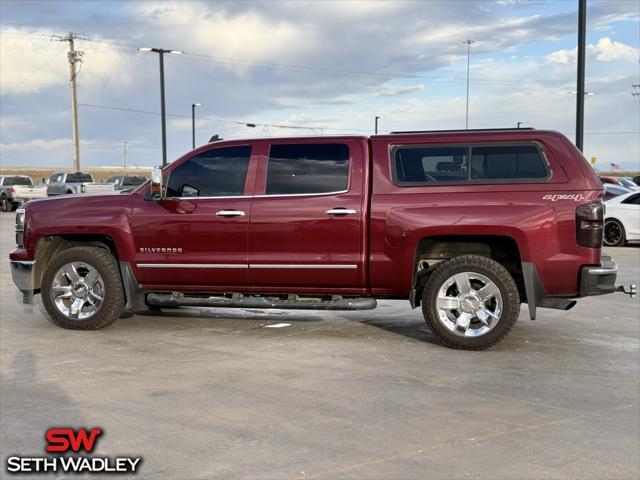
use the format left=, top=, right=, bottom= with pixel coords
left=394, top=146, right=468, bottom=184
left=122, top=176, right=146, bottom=186
left=166, top=146, right=251, bottom=197
left=50, top=174, right=62, bottom=183
left=3, top=176, right=32, bottom=186
left=266, top=144, right=349, bottom=195
left=471, top=145, right=547, bottom=180
left=66, top=173, right=93, bottom=183
left=622, top=194, right=640, bottom=205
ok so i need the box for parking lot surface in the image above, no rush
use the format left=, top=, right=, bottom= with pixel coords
left=1, top=212, right=638, bottom=479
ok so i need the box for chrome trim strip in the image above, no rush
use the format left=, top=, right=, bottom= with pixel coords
left=136, top=263, right=358, bottom=270
left=137, top=263, right=248, bottom=269
left=250, top=264, right=358, bottom=269
left=253, top=190, right=349, bottom=199
left=168, top=195, right=251, bottom=200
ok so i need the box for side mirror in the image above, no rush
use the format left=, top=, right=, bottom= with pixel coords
left=150, top=166, right=164, bottom=200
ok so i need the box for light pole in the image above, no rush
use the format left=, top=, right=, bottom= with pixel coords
left=375, top=116, right=380, bottom=134
left=192, top=103, right=201, bottom=149
left=138, top=47, right=183, bottom=166
left=463, top=39, right=475, bottom=129
left=123, top=141, right=128, bottom=168
left=575, top=0, right=587, bottom=151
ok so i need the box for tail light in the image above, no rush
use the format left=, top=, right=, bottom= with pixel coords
left=576, top=202, right=603, bottom=248
left=10, top=187, right=16, bottom=196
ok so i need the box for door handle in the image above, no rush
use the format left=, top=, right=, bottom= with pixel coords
left=326, top=208, right=357, bottom=216
left=216, top=210, right=245, bottom=217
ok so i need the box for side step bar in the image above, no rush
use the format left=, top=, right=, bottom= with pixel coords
left=146, top=292, right=377, bottom=311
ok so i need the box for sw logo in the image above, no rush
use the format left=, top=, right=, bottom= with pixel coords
left=5, top=427, right=142, bottom=475
left=46, top=427, right=103, bottom=453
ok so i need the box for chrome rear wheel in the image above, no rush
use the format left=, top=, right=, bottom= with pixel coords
left=436, top=272, right=503, bottom=337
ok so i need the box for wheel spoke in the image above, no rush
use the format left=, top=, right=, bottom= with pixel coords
left=87, top=292, right=103, bottom=306
left=478, top=282, right=499, bottom=302
left=476, top=307, right=498, bottom=326
left=64, top=263, right=81, bottom=283
left=455, top=312, right=472, bottom=333
left=437, top=295, right=460, bottom=310
left=69, top=297, right=85, bottom=319
left=84, top=268, right=99, bottom=288
left=453, top=273, right=471, bottom=294
left=52, top=286, right=73, bottom=299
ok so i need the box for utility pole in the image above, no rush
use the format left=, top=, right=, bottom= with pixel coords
left=56, top=33, right=84, bottom=171
left=123, top=141, right=128, bottom=168
left=575, top=0, right=587, bottom=151
left=463, top=39, right=475, bottom=130
left=374, top=116, right=380, bottom=134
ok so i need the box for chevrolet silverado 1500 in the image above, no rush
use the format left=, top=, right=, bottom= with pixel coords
left=9, top=129, right=635, bottom=349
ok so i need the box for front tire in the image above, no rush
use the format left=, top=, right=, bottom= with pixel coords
left=41, top=246, right=125, bottom=329
left=421, top=255, right=520, bottom=350
left=603, top=219, right=626, bottom=246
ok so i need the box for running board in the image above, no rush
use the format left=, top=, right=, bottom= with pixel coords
left=146, top=292, right=377, bottom=311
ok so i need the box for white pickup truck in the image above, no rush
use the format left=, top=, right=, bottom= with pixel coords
left=0, top=175, right=47, bottom=212
left=46, top=172, right=115, bottom=196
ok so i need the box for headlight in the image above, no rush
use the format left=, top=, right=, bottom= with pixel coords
left=15, top=207, right=25, bottom=248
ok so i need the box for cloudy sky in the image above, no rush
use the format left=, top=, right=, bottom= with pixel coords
left=1, top=0, right=639, bottom=170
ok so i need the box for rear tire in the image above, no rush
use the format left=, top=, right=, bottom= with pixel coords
left=1, top=195, right=10, bottom=212
left=603, top=219, right=626, bottom=246
left=421, top=255, right=520, bottom=350
left=41, top=246, right=125, bottom=330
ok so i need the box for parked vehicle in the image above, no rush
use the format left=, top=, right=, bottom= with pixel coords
left=617, top=177, right=640, bottom=190
left=9, top=129, right=635, bottom=350
left=632, top=175, right=640, bottom=186
left=599, top=175, right=623, bottom=187
left=603, top=183, right=633, bottom=201
left=106, top=175, right=147, bottom=193
left=0, top=175, right=47, bottom=212
left=603, top=191, right=640, bottom=246
left=47, top=172, right=115, bottom=196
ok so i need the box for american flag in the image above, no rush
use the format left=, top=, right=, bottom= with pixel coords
left=610, top=163, right=621, bottom=171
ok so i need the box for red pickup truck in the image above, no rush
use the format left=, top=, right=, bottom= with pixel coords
left=9, top=128, right=634, bottom=349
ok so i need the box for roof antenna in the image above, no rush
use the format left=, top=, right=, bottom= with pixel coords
left=208, top=134, right=222, bottom=143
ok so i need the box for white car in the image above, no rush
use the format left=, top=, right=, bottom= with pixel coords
left=603, top=191, right=640, bottom=246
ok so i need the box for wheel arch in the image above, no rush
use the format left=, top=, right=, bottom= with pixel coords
left=33, top=234, right=119, bottom=291
left=410, top=235, right=526, bottom=309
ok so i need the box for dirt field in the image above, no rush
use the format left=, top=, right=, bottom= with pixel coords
left=0, top=167, right=152, bottom=183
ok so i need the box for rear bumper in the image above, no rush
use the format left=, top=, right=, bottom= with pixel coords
left=10, top=260, right=35, bottom=302
left=579, top=255, right=618, bottom=296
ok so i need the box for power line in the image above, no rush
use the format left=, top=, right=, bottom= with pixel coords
left=77, top=102, right=371, bottom=133
left=0, top=31, right=550, bottom=88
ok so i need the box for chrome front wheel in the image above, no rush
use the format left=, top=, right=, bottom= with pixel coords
left=52, top=262, right=105, bottom=320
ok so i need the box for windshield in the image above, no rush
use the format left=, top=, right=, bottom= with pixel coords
left=3, top=176, right=32, bottom=186
left=66, top=173, right=93, bottom=183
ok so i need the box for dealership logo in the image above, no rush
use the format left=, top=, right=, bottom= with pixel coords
left=5, top=427, right=142, bottom=474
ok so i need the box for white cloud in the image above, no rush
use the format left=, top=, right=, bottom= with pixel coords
left=546, top=37, right=639, bottom=64
left=592, top=37, right=639, bottom=62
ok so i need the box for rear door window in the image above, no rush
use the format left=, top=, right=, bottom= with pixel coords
left=166, top=145, right=251, bottom=198
left=265, top=143, right=350, bottom=195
